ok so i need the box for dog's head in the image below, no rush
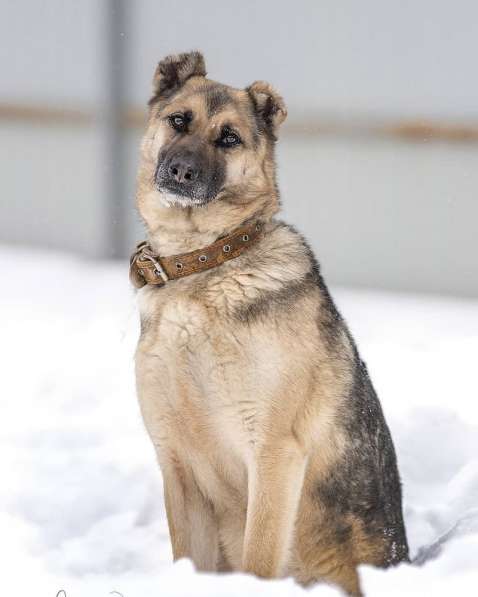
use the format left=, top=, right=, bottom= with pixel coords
left=137, top=51, right=287, bottom=221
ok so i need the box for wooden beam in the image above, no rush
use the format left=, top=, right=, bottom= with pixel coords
left=1, top=102, right=477, bottom=144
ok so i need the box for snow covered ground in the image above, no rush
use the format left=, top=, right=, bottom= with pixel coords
left=1, top=245, right=477, bottom=596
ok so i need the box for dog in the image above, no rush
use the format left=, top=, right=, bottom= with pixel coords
left=132, top=51, right=409, bottom=596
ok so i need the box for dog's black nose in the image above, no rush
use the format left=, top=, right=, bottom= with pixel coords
left=168, top=158, right=199, bottom=184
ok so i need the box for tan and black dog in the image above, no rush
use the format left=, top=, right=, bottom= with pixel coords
left=132, top=51, right=409, bottom=596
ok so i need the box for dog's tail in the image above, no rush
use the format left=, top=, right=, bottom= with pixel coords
left=411, top=508, right=478, bottom=566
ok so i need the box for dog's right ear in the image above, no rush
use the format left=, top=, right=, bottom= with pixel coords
left=149, top=51, right=206, bottom=105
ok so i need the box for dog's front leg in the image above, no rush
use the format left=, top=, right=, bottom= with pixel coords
left=162, top=469, right=190, bottom=562
left=163, top=463, right=221, bottom=571
left=242, top=438, right=307, bottom=578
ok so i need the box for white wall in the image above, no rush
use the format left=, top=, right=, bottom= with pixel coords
left=0, top=0, right=103, bottom=106
left=278, top=136, right=478, bottom=296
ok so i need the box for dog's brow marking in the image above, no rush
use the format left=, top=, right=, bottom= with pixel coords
left=205, top=85, right=233, bottom=117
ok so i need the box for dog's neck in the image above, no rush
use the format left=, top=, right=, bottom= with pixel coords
left=144, top=193, right=279, bottom=256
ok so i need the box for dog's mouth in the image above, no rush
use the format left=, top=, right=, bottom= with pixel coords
left=156, top=179, right=216, bottom=208
left=154, top=162, right=222, bottom=208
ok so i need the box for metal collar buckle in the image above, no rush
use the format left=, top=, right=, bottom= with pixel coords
left=139, top=251, right=169, bottom=283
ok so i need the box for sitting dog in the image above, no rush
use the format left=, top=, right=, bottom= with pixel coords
left=131, top=51, right=409, bottom=596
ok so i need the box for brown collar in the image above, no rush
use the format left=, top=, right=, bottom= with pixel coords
left=129, top=220, right=263, bottom=289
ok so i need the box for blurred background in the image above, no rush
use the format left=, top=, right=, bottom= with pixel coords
left=1, top=0, right=477, bottom=296
left=2, top=4, right=478, bottom=592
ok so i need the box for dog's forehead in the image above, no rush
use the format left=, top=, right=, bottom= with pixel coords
left=165, top=77, right=251, bottom=120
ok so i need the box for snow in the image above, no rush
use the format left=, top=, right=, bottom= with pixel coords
left=1, top=245, right=477, bottom=596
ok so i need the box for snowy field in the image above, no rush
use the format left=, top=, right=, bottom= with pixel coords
left=2, top=245, right=478, bottom=596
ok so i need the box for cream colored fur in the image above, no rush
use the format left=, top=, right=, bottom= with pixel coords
left=134, top=73, right=365, bottom=596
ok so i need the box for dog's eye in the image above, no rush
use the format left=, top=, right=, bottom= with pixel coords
left=169, top=113, right=187, bottom=131
left=218, top=130, right=241, bottom=148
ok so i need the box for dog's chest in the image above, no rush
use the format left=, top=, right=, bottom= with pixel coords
left=137, top=285, right=282, bottom=476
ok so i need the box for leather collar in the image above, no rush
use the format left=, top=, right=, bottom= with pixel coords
left=129, top=221, right=263, bottom=289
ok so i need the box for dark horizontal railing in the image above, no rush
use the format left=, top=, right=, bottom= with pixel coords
left=1, top=102, right=478, bottom=143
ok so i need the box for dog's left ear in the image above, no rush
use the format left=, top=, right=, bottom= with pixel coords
left=150, top=50, right=206, bottom=104
left=246, top=81, right=287, bottom=134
